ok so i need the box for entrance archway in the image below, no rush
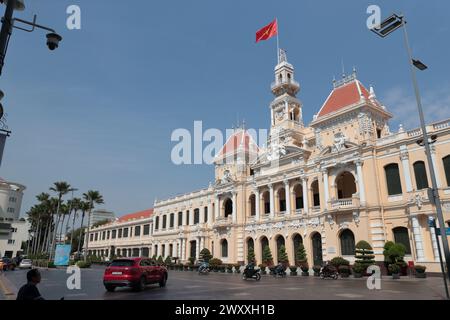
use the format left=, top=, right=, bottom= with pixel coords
left=311, top=233, right=323, bottom=266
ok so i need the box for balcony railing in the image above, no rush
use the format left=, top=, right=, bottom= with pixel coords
left=330, top=197, right=359, bottom=209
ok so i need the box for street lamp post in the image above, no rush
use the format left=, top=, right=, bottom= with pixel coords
left=372, top=13, right=450, bottom=298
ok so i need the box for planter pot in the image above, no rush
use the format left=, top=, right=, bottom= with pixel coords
left=392, top=273, right=400, bottom=279
left=235, top=269, right=241, bottom=274
left=313, top=272, right=320, bottom=277
left=290, top=271, right=298, bottom=276
left=340, top=273, right=350, bottom=278
left=261, top=270, right=267, bottom=275
left=353, top=273, right=362, bottom=278
left=415, top=273, right=426, bottom=279
left=301, top=271, right=309, bottom=276
left=227, top=269, right=233, bottom=273
left=213, top=269, right=218, bottom=272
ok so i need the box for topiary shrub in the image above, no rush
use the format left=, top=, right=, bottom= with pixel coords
left=277, top=245, right=289, bottom=265
left=157, top=255, right=164, bottom=265
left=300, top=263, right=309, bottom=276
left=262, top=246, right=273, bottom=266
left=164, top=256, right=172, bottom=266
left=258, top=263, right=267, bottom=275
left=352, top=263, right=365, bottom=278
left=415, top=265, right=427, bottom=278
left=388, top=264, right=400, bottom=279
left=209, top=258, right=222, bottom=271
left=247, top=247, right=256, bottom=264
left=295, top=243, right=307, bottom=267
left=199, top=248, right=213, bottom=262
left=233, top=264, right=241, bottom=273
left=355, top=240, right=375, bottom=274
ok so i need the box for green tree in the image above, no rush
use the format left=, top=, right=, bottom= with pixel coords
left=157, top=255, right=164, bottom=264
left=83, top=190, right=105, bottom=261
left=247, top=246, right=256, bottom=264
left=355, top=240, right=375, bottom=271
left=164, top=256, right=172, bottom=265
left=383, top=241, right=406, bottom=265
left=295, top=243, right=307, bottom=266
left=49, top=182, right=72, bottom=259
left=262, top=245, right=273, bottom=266
left=199, top=248, right=212, bottom=262
left=278, top=245, right=289, bottom=264
left=76, top=201, right=91, bottom=256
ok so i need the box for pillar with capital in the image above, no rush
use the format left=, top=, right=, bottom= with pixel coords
left=302, top=177, right=309, bottom=214
left=321, top=168, right=329, bottom=210
left=232, top=191, right=237, bottom=223
left=400, top=147, right=413, bottom=192
left=269, top=183, right=275, bottom=218
left=254, top=187, right=260, bottom=221
left=411, top=216, right=425, bottom=261
left=207, top=201, right=213, bottom=226
left=215, top=194, right=220, bottom=219
left=355, top=160, right=366, bottom=205
left=430, top=145, right=442, bottom=188
left=200, top=206, right=205, bottom=224
left=174, top=210, right=179, bottom=229
left=284, top=180, right=291, bottom=215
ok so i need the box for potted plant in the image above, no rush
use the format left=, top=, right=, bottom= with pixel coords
left=295, top=243, right=307, bottom=267
left=414, top=265, right=427, bottom=278
left=383, top=241, right=406, bottom=275
left=199, top=248, right=213, bottom=263
left=313, top=265, right=321, bottom=277
left=226, top=264, right=233, bottom=273
left=338, top=265, right=351, bottom=278
left=234, top=264, right=241, bottom=273
left=262, top=246, right=273, bottom=267
left=209, top=258, right=222, bottom=272
left=289, top=265, right=298, bottom=276
left=330, top=257, right=350, bottom=269
left=219, top=265, right=226, bottom=273
left=183, top=263, right=190, bottom=271
left=352, top=263, right=364, bottom=278
left=388, top=264, right=400, bottom=279
left=300, top=263, right=309, bottom=276
left=259, top=263, right=267, bottom=275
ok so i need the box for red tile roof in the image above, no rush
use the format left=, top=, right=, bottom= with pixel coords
left=118, top=209, right=153, bottom=222
left=216, top=129, right=259, bottom=158
left=317, top=80, right=370, bottom=118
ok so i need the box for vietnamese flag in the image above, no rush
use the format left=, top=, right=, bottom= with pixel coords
left=256, top=19, right=278, bottom=43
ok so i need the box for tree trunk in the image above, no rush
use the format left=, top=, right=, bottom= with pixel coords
left=77, top=212, right=85, bottom=256
left=49, top=196, right=62, bottom=261
left=84, top=207, right=93, bottom=261
left=70, top=210, right=77, bottom=253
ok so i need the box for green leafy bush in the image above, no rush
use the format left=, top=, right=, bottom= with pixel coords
left=76, top=261, right=91, bottom=268
left=352, top=263, right=365, bottom=274
left=295, top=243, right=307, bottom=267
left=199, top=248, right=213, bottom=262
left=388, top=263, right=400, bottom=274
left=247, top=247, right=256, bottom=264
left=338, top=265, right=351, bottom=276
left=262, top=246, right=273, bottom=266
left=330, top=257, right=350, bottom=268
left=277, top=245, right=289, bottom=264
left=355, top=240, right=375, bottom=272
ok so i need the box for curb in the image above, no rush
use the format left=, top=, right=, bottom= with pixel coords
left=0, top=274, right=17, bottom=300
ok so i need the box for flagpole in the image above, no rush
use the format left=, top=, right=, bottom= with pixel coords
left=276, top=18, right=280, bottom=63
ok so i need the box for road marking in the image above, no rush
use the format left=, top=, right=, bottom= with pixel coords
left=335, top=293, right=364, bottom=298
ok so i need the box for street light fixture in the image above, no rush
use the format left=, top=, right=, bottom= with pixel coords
left=371, top=13, right=450, bottom=299
left=1, top=0, right=25, bottom=11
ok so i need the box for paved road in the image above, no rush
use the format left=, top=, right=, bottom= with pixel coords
left=1, top=266, right=447, bottom=300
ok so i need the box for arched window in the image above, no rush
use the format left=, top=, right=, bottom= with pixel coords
left=340, top=229, right=355, bottom=256
left=413, top=161, right=429, bottom=190
left=336, top=171, right=357, bottom=199
left=294, top=185, right=304, bottom=210
left=276, top=235, right=285, bottom=253
left=293, top=234, right=303, bottom=254
left=224, top=198, right=233, bottom=218
left=393, top=227, right=412, bottom=255
left=443, top=155, right=450, bottom=187
left=162, top=215, right=167, bottom=229
left=155, top=216, right=159, bottom=230
left=385, top=163, right=402, bottom=196
left=262, top=191, right=270, bottom=214
left=221, top=239, right=228, bottom=258
left=247, top=238, right=254, bottom=262
left=194, top=209, right=200, bottom=224
left=249, top=194, right=256, bottom=216
left=311, top=180, right=320, bottom=207
left=278, top=188, right=286, bottom=213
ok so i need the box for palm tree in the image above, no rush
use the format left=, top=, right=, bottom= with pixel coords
left=83, top=190, right=104, bottom=261
left=69, top=198, right=82, bottom=251
left=49, top=182, right=71, bottom=259
left=76, top=201, right=91, bottom=257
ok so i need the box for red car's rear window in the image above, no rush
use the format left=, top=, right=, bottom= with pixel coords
left=109, top=260, right=135, bottom=267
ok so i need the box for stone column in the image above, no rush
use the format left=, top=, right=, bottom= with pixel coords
left=429, top=225, right=440, bottom=261
left=189, top=210, right=194, bottom=226
left=177, top=239, right=181, bottom=259
left=302, top=178, right=309, bottom=214
left=411, top=216, right=425, bottom=261
left=254, top=188, right=260, bottom=221
left=322, top=168, right=329, bottom=209
left=182, top=210, right=187, bottom=226
left=181, top=239, right=186, bottom=261
left=200, top=237, right=205, bottom=251
left=200, top=206, right=205, bottom=224
left=232, top=191, right=237, bottom=223
left=196, top=237, right=200, bottom=260
left=208, top=202, right=213, bottom=226
left=400, top=147, right=413, bottom=192
left=284, top=180, right=291, bottom=215
left=269, top=183, right=275, bottom=218
left=356, top=160, right=366, bottom=205
left=174, top=211, right=179, bottom=230
left=430, top=145, right=442, bottom=188
left=215, top=194, right=220, bottom=219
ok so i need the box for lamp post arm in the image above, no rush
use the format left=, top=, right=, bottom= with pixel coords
left=402, top=20, right=450, bottom=283
left=13, top=16, right=56, bottom=33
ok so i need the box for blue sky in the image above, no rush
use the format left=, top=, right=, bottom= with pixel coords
left=1, top=0, right=450, bottom=218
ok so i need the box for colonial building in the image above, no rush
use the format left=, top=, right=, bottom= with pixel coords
left=87, top=52, right=450, bottom=272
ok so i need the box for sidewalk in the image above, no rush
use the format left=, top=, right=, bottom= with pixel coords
left=0, top=274, right=17, bottom=300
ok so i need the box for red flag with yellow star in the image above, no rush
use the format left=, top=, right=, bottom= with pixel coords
left=256, top=19, right=278, bottom=43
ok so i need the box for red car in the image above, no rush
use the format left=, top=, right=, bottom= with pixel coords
left=103, top=258, right=168, bottom=292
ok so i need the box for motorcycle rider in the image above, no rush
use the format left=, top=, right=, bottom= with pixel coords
left=244, top=260, right=256, bottom=277
left=198, top=260, right=210, bottom=273
left=274, top=262, right=285, bottom=276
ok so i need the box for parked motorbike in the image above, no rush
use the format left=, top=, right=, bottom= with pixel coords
left=269, top=265, right=287, bottom=278
left=319, top=265, right=338, bottom=280
left=242, top=267, right=261, bottom=281
left=198, top=265, right=210, bottom=275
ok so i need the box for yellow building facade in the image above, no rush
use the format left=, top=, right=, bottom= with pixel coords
left=87, top=53, right=450, bottom=272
